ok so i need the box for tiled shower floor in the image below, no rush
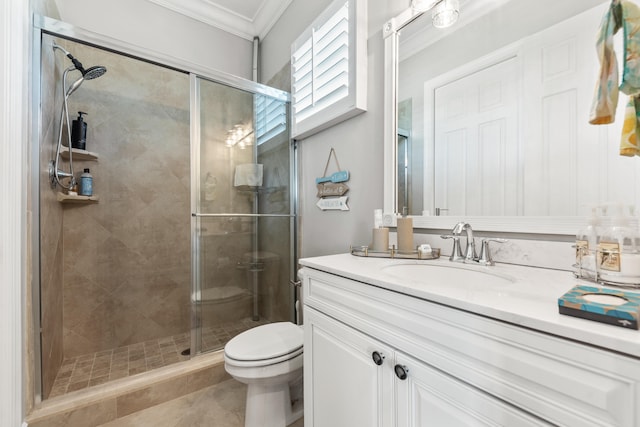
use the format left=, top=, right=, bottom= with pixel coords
left=48, top=317, right=269, bottom=399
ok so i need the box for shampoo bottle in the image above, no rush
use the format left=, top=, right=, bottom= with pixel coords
left=79, top=168, right=93, bottom=196
left=71, top=111, right=87, bottom=150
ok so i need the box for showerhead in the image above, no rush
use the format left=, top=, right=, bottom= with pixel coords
left=83, top=65, right=107, bottom=80
left=65, top=74, right=85, bottom=98
left=53, top=42, right=107, bottom=82
left=64, top=65, right=107, bottom=98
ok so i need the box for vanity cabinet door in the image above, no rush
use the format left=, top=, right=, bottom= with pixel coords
left=301, top=266, right=640, bottom=426
left=304, top=307, right=395, bottom=427
left=395, top=351, right=553, bottom=427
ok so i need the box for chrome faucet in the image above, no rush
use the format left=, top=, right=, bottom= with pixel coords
left=477, top=238, right=508, bottom=266
left=440, top=233, right=464, bottom=262
left=452, top=222, right=477, bottom=262
left=441, top=222, right=507, bottom=265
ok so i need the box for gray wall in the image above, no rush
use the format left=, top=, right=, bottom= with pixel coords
left=53, top=0, right=254, bottom=80
left=44, top=0, right=413, bottom=260
left=261, top=0, right=407, bottom=257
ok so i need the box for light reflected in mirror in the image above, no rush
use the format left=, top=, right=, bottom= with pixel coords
left=396, top=0, right=640, bottom=218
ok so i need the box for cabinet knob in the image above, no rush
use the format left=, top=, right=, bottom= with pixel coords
left=371, top=351, right=385, bottom=366
left=394, top=364, right=408, bottom=380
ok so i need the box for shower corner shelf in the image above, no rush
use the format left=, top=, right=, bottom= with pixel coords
left=57, top=192, right=99, bottom=204
left=60, top=146, right=99, bottom=161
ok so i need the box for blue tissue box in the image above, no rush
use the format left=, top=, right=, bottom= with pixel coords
left=558, top=285, right=640, bottom=329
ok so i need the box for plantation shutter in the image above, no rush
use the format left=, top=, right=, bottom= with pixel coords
left=291, top=0, right=366, bottom=139
left=255, top=94, right=287, bottom=145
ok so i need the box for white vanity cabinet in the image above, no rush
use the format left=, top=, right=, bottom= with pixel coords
left=300, top=263, right=640, bottom=427
left=306, top=306, right=550, bottom=426
left=304, top=306, right=395, bottom=426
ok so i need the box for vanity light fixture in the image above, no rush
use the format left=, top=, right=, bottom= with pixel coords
left=411, top=0, right=438, bottom=12
left=411, top=0, right=460, bottom=29
left=225, top=124, right=254, bottom=149
left=432, top=0, right=459, bottom=28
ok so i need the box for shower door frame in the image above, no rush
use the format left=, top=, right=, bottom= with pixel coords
left=31, top=15, right=296, bottom=402
left=190, top=75, right=297, bottom=354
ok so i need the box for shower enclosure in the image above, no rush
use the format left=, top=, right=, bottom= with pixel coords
left=33, top=17, right=295, bottom=401
left=192, top=77, right=294, bottom=354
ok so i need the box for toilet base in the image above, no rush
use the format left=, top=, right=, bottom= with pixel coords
left=244, top=377, right=303, bottom=427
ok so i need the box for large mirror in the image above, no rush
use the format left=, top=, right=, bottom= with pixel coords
left=383, top=0, right=640, bottom=234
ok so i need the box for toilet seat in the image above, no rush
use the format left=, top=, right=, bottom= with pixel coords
left=224, top=321, right=305, bottom=427
left=224, top=322, right=303, bottom=367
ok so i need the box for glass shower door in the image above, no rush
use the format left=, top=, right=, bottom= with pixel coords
left=191, top=75, right=293, bottom=354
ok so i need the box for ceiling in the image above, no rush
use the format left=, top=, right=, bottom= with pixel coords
left=146, top=0, right=293, bottom=41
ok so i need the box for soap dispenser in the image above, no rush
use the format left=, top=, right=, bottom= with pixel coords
left=71, top=111, right=87, bottom=150
left=597, top=204, right=640, bottom=284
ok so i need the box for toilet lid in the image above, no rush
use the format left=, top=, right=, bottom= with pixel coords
left=225, top=322, right=303, bottom=362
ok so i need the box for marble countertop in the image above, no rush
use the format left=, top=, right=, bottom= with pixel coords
left=299, top=253, right=640, bottom=359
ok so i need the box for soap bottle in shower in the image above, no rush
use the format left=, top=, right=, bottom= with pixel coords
left=79, top=168, right=93, bottom=196
left=71, top=111, right=87, bottom=150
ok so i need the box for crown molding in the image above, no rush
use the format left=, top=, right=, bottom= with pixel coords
left=146, top=0, right=292, bottom=41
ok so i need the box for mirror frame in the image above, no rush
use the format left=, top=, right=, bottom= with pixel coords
left=382, top=3, right=583, bottom=235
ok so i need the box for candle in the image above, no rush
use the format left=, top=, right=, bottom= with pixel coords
left=397, top=217, right=414, bottom=253
left=372, top=228, right=389, bottom=252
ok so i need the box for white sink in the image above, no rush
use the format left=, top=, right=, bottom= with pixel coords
left=381, top=263, right=516, bottom=287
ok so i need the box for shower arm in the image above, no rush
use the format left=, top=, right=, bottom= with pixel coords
left=51, top=43, right=107, bottom=190
left=53, top=43, right=86, bottom=75
left=52, top=67, right=76, bottom=189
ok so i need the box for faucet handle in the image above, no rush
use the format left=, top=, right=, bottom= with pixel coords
left=441, top=234, right=464, bottom=262
left=478, top=238, right=507, bottom=266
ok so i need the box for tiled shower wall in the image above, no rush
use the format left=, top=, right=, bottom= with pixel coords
left=38, top=36, right=293, bottom=398
left=39, top=34, right=65, bottom=399
left=59, top=39, right=192, bottom=358
left=39, top=36, right=191, bottom=397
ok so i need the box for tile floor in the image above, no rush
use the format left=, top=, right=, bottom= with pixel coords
left=199, top=317, right=269, bottom=352
left=49, top=317, right=269, bottom=398
left=97, top=378, right=304, bottom=427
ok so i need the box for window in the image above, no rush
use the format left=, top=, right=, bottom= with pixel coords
left=255, top=94, right=287, bottom=145
left=291, top=0, right=367, bottom=139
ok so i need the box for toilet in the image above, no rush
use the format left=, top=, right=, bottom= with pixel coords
left=224, top=321, right=304, bottom=427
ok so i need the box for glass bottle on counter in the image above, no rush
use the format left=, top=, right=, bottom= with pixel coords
left=597, top=204, right=640, bottom=285
left=574, top=207, right=600, bottom=279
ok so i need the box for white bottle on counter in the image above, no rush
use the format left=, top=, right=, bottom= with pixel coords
left=597, top=204, right=640, bottom=285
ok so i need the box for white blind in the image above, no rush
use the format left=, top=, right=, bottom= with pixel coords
left=292, top=1, right=349, bottom=125
left=255, top=94, right=287, bottom=145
